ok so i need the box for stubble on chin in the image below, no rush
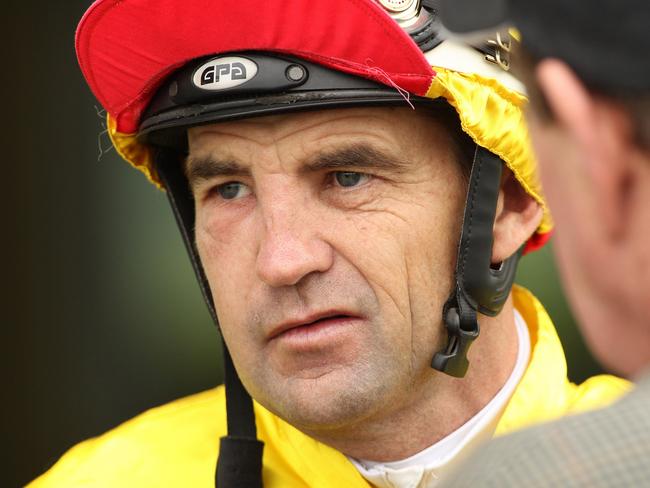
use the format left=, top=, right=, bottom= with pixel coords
left=244, top=335, right=408, bottom=435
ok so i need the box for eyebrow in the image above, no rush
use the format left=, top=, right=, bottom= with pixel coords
left=185, top=155, right=250, bottom=185
left=303, top=144, right=411, bottom=174
left=184, top=143, right=410, bottom=184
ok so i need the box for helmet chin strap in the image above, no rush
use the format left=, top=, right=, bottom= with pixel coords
left=432, top=145, right=522, bottom=377
left=155, top=148, right=264, bottom=488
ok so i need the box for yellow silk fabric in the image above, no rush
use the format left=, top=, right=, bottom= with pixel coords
left=425, top=68, right=552, bottom=235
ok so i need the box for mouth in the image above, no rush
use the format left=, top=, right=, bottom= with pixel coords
left=268, top=311, right=361, bottom=342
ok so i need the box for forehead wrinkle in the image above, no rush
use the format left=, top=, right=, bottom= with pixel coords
left=190, top=117, right=333, bottom=149
left=191, top=109, right=405, bottom=148
left=265, top=111, right=406, bottom=146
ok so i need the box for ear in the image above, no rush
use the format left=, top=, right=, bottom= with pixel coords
left=535, top=59, right=635, bottom=240
left=491, top=168, right=543, bottom=263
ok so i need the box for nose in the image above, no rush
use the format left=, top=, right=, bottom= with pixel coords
left=255, top=195, right=334, bottom=288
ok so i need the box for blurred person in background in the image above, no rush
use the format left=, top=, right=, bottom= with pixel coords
left=439, top=0, right=650, bottom=486
left=30, top=1, right=629, bottom=487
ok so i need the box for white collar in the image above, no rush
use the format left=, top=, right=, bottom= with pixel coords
left=349, top=309, right=531, bottom=488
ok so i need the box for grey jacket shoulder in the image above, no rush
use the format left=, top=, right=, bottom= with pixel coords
left=443, top=374, right=650, bottom=487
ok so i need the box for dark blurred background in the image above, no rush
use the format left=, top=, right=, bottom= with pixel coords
left=5, top=2, right=603, bottom=487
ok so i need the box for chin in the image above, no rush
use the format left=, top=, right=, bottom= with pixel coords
left=254, top=366, right=398, bottom=431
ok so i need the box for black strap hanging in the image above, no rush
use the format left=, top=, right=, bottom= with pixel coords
left=432, top=145, right=522, bottom=377
left=155, top=149, right=264, bottom=488
left=217, top=346, right=264, bottom=487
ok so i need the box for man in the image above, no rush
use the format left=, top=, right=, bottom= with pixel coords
left=438, top=0, right=650, bottom=486
left=30, top=1, right=627, bottom=487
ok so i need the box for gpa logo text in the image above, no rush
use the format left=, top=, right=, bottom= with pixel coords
left=200, top=62, right=246, bottom=85
left=193, top=56, right=258, bottom=91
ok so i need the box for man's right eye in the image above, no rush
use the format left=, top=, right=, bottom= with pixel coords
left=215, top=182, right=251, bottom=200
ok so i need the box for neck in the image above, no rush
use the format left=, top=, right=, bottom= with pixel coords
left=302, top=296, right=520, bottom=461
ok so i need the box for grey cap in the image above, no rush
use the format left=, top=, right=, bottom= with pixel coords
left=439, top=0, right=650, bottom=92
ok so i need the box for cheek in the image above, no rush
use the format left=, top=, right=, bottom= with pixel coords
left=334, top=211, right=412, bottom=301
left=402, top=171, right=464, bottom=268
left=334, top=183, right=462, bottom=325
left=403, top=223, right=459, bottom=355
left=402, top=179, right=465, bottom=345
left=195, top=214, right=258, bottom=327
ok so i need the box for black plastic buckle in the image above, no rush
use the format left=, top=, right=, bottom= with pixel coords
left=431, top=290, right=479, bottom=377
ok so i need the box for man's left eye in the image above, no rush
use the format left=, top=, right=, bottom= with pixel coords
left=215, top=181, right=251, bottom=200
left=334, top=172, right=369, bottom=188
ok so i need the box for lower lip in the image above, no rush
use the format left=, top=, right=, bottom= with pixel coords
left=271, top=316, right=362, bottom=349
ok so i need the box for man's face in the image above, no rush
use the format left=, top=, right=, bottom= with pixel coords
left=187, top=107, right=466, bottom=432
